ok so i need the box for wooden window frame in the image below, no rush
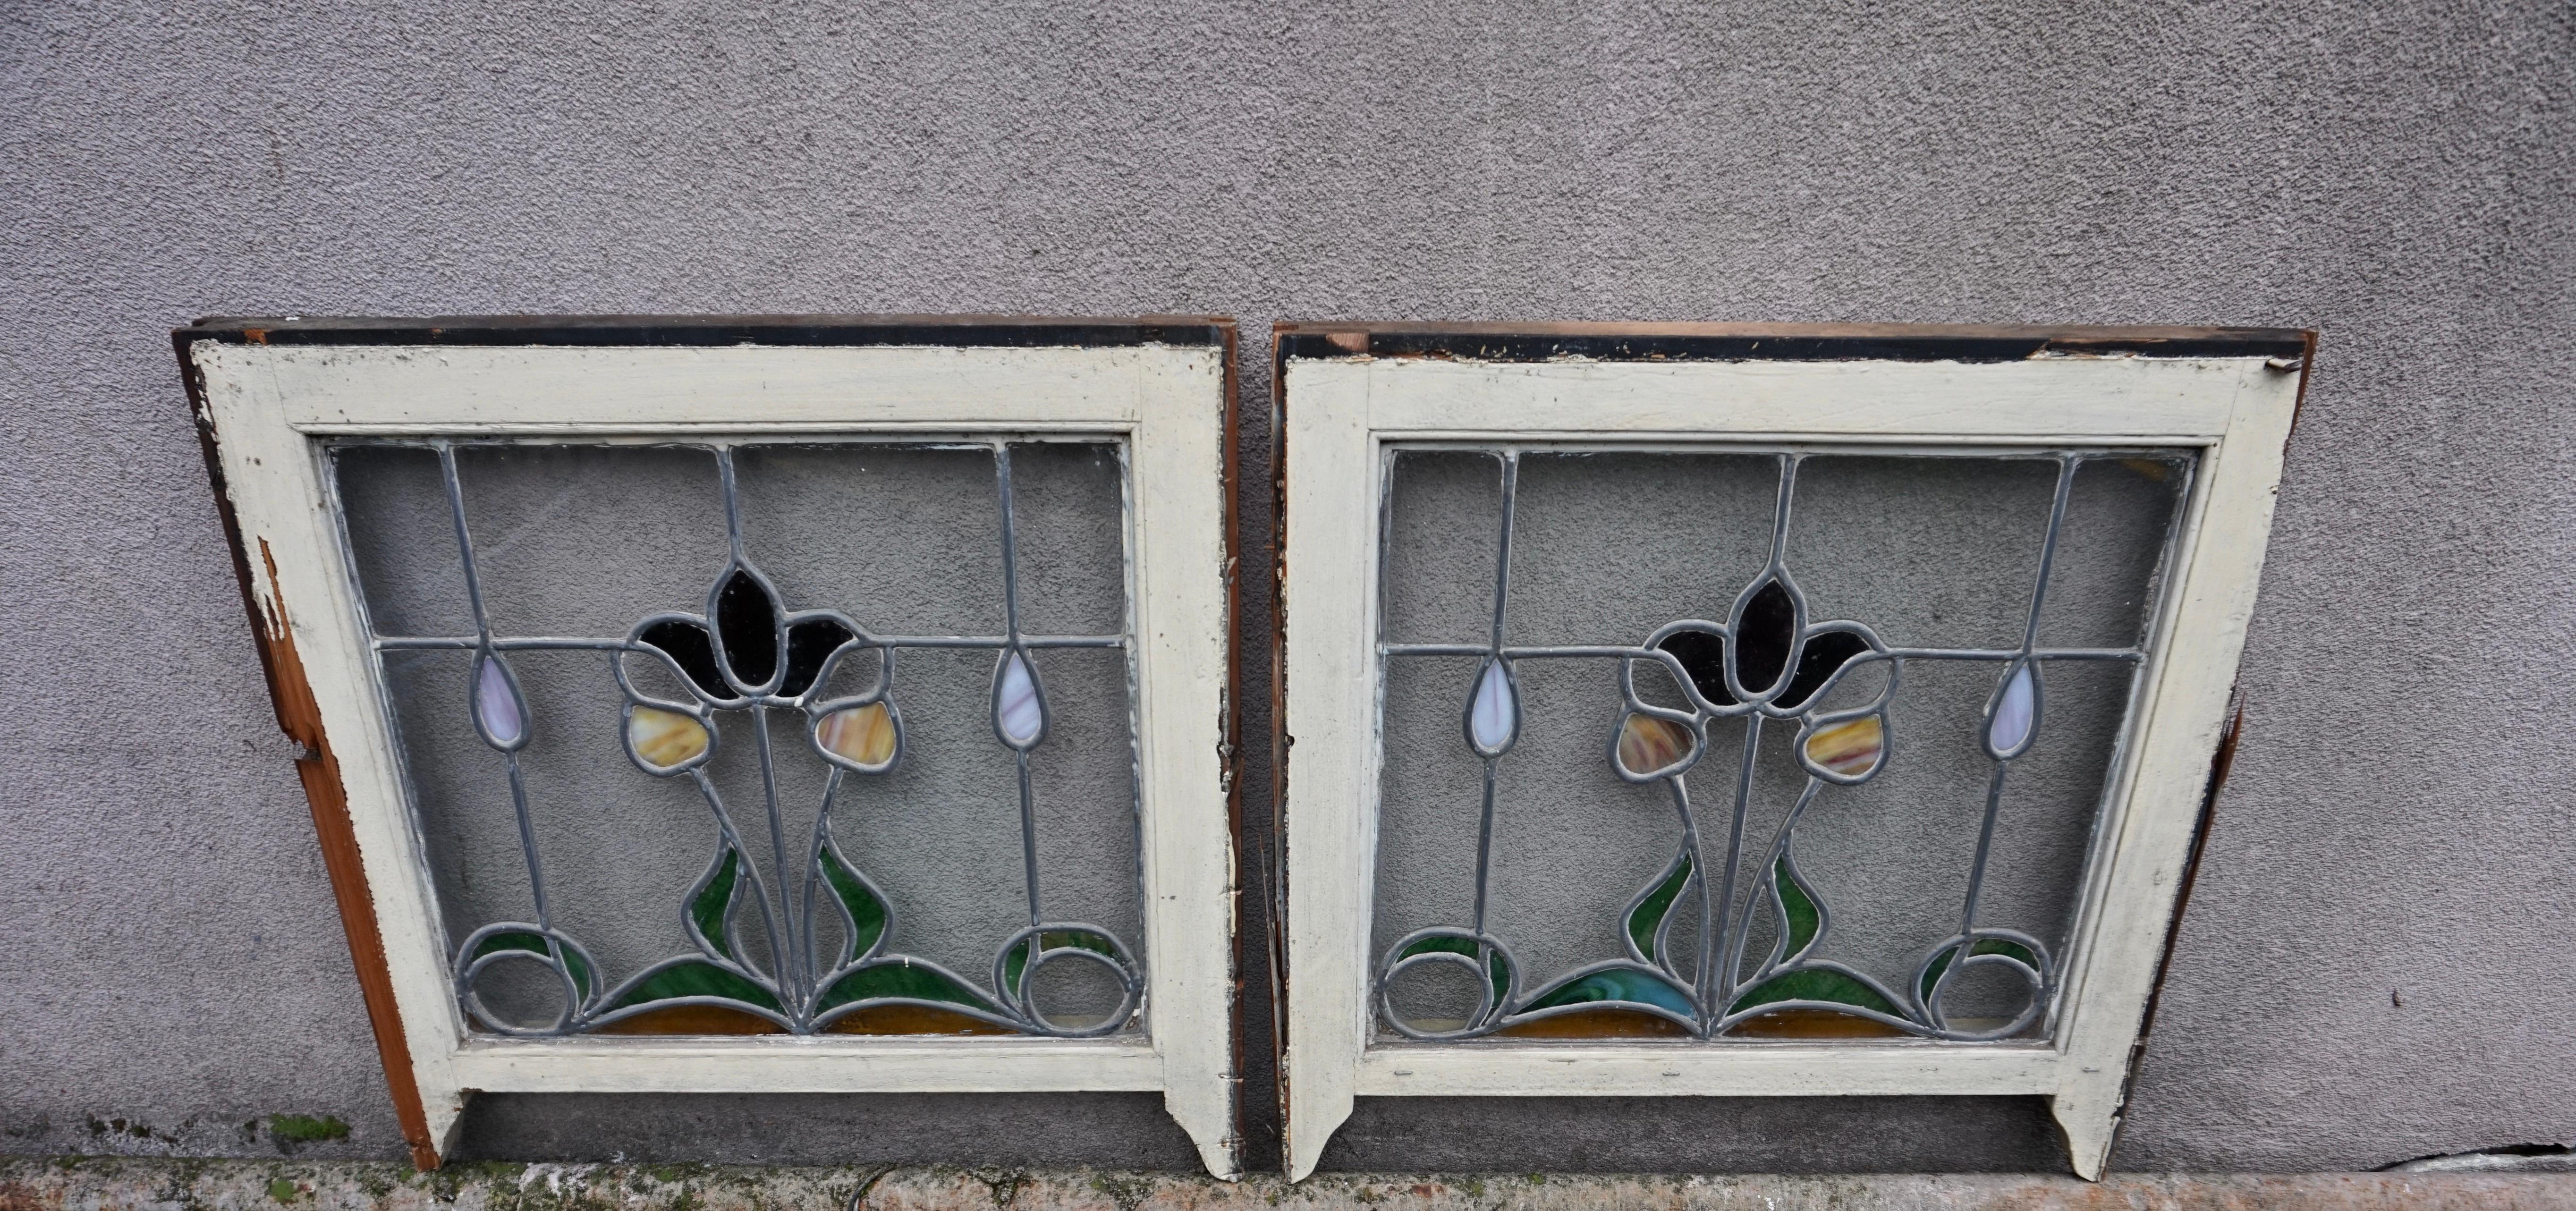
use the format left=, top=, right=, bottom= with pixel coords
left=1274, top=322, right=2311, bottom=1180
left=179, top=316, right=1242, bottom=1178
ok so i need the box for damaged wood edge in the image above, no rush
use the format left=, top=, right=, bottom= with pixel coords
left=2098, top=689, right=2247, bottom=1169
left=176, top=313, right=1238, bottom=351
left=1213, top=319, right=1252, bottom=1175
left=175, top=332, right=443, bottom=1172
left=1269, top=320, right=2313, bottom=365
left=2287, top=330, right=2321, bottom=439
left=1267, top=326, right=1295, bottom=1168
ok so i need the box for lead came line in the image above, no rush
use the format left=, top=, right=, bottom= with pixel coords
left=1373, top=449, right=2152, bottom=1042
left=368, top=439, right=1145, bottom=1038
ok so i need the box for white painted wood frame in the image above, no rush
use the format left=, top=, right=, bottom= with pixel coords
left=1275, top=322, right=2310, bottom=1181
left=181, top=318, right=1240, bottom=1179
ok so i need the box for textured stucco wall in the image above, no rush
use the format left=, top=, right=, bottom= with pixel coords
left=3, top=0, right=2570, bottom=1177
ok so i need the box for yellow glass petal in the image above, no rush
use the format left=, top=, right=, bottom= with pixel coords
left=1805, top=715, right=1884, bottom=779
left=627, top=707, right=710, bottom=770
left=817, top=703, right=897, bottom=768
left=1616, top=713, right=1691, bottom=777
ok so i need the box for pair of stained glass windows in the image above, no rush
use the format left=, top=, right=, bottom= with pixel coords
left=187, top=318, right=2301, bottom=1183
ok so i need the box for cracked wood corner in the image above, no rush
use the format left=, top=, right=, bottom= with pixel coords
left=184, top=336, right=442, bottom=1171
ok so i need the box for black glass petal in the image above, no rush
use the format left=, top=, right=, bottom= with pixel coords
left=1655, top=629, right=1735, bottom=706
left=779, top=617, right=857, bottom=698
left=1733, top=580, right=1797, bottom=693
left=639, top=619, right=728, bottom=699
left=1775, top=631, right=1871, bottom=709
left=715, top=569, right=782, bottom=687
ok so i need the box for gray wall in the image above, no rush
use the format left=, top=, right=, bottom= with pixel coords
left=3, top=0, right=2569, bottom=1176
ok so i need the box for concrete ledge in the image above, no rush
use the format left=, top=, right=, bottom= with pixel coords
left=7, top=1160, right=2576, bottom=1211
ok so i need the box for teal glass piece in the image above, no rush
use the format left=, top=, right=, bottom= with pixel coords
left=1522, top=964, right=1696, bottom=1017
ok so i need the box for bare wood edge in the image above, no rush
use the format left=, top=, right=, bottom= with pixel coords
left=177, top=332, right=443, bottom=1172
left=1271, top=319, right=2309, bottom=363
left=2066, top=691, right=2246, bottom=1174
left=1214, top=320, right=1249, bottom=1179
left=2053, top=330, right=2315, bottom=1178
left=1271, top=319, right=2303, bottom=340
left=1266, top=328, right=1294, bottom=1175
left=2047, top=345, right=2312, bottom=1180
left=178, top=313, right=1238, bottom=347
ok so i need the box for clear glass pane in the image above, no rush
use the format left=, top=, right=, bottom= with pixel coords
left=1372, top=447, right=2187, bottom=1044
left=334, top=440, right=1144, bottom=1039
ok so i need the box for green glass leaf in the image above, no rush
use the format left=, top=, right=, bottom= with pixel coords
left=1002, top=929, right=1118, bottom=995
left=818, top=959, right=1006, bottom=1016
left=1523, top=964, right=1695, bottom=1017
left=469, top=930, right=593, bottom=1002
left=1774, top=856, right=1821, bottom=961
left=1627, top=847, right=1694, bottom=963
left=1729, top=966, right=1903, bottom=1017
left=689, top=847, right=742, bottom=960
left=1917, top=938, right=2042, bottom=1003
left=817, top=843, right=887, bottom=959
left=607, top=959, right=784, bottom=1014
left=1396, top=933, right=1511, bottom=1007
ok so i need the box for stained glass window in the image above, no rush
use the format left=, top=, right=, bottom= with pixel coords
left=1370, top=447, right=2188, bottom=1043
left=334, top=439, right=1145, bottom=1039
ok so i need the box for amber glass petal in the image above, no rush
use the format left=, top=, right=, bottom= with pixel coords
left=626, top=706, right=711, bottom=771
left=1804, top=715, right=1884, bottom=780
left=815, top=702, right=898, bottom=769
left=1614, top=712, right=1692, bottom=779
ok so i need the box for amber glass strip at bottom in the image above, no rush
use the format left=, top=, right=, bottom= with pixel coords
left=588, top=1003, right=1032, bottom=1036
left=826, top=1005, right=1020, bottom=1036
left=1494, top=1008, right=1694, bottom=1040
left=593, top=1005, right=787, bottom=1035
left=1724, top=1007, right=1914, bottom=1039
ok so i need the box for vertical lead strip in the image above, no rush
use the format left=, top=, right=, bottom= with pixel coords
left=1936, top=456, right=2080, bottom=1021
left=996, top=445, right=1044, bottom=937
left=437, top=443, right=575, bottom=1016
left=718, top=445, right=808, bottom=1010
left=1469, top=453, right=1522, bottom=976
